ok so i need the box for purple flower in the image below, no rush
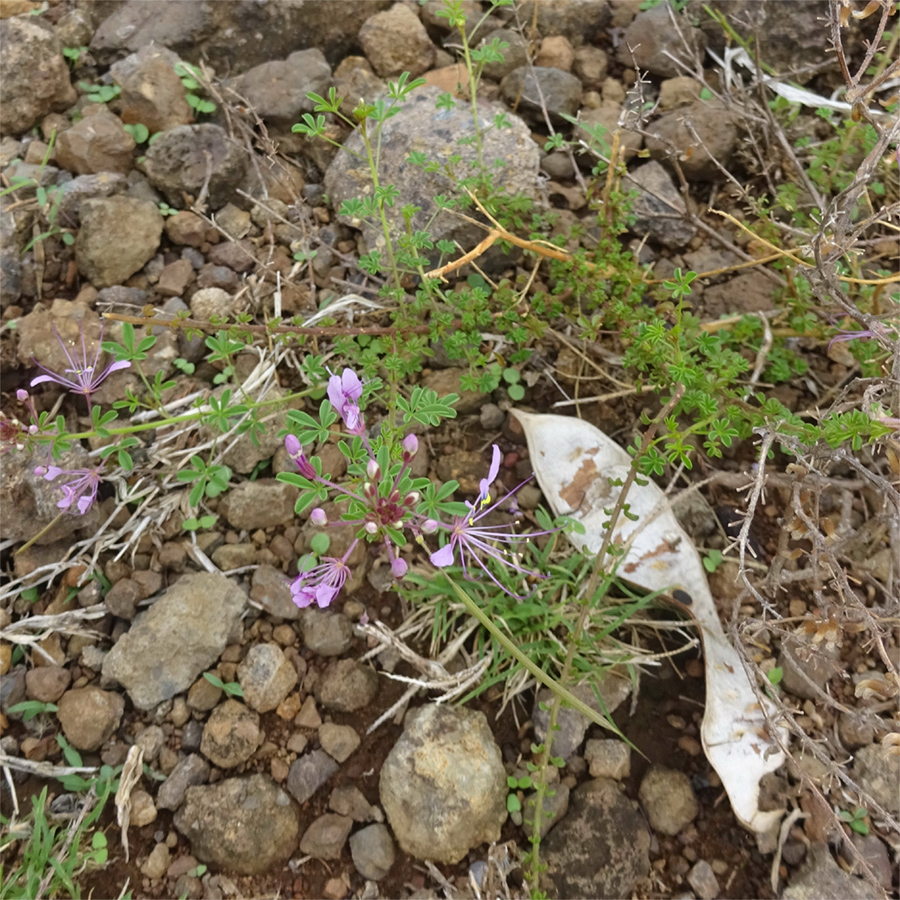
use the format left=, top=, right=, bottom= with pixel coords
left=35, top=463, right=104, bottom=515
left=31, top=323, right=130, bottom=411
left=290, top=541, right=358, bottom=609
left=402, top=434, right=418, bottom=459
left=468, top=444, right=501, bottom=520
left=430, top=446, right=549, bottom=597
left=327, top=368, right=364, bottom=432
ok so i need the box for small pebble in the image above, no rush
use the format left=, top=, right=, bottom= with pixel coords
left=687, top=859, right=719, bottom=899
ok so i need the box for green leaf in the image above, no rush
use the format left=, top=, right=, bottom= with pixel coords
left=310, top=532, right=330, bottom=556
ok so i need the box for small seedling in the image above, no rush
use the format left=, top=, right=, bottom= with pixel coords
left=203, top=672, right=243, bottom=697
left=839, top=806, right=870, bottom=836
left=122, top=123, right=150, bottom=144
left=6, top=700, right=58, bottom=722
left=77, top=81, right=121, bottom=104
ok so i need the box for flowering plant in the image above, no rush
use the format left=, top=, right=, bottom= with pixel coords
left=278, top=367, right=565, bottom=609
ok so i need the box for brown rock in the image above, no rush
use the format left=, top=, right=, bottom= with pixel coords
left=55, top=106, right=136, bottom=176
left=56, top=686, right=125, bottom=751
left=25, top=665, right=71, bottom=703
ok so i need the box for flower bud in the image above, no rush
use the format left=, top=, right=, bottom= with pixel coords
left=16, top=389, right=28, bottom=401
left=284, top=434, right=302, bottom=458
left=401, top=434, right=418, bottom=458
left=363, top=481, right=377, bottom=499
left=421, top=519, right=438, bottom=534
left=403, top=491, right=420, bottom=507
left=365, top=521, right=379, bottom=535
left=391, top=557, right=408, bottom=578
left=310, top=507, right=327, bottom=526
left=366, top=459, right=380, bottom=481
left=388, top=490, right=400, bottom=505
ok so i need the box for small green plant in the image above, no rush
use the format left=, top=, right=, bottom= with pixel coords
left=122, top=122, right=150, bottom=144
left=158, top=202, right=179, bottom=217
left=76, top=81, right=121, bottom=104
left=5, top=700, right=58, bottom=722
left=182, top=514, right=218, bottom=532
left=203, top=672, right=243, bottom=697
left=62, top=45, right=88, bottom=67
left=839, top=806, right=870, bottom=836
left=174, top=62, right=216, bottom=115
left=506, top=774, right=533, bottom=814
left=702, top=549, right=724, bottom=573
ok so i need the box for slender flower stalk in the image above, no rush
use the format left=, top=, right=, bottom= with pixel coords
left=31, top=323, right=130, bottom=412
left=35, top=463, right=104, bottom=515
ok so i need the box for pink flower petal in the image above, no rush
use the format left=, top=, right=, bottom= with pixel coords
left=430, top=544, right=455, bottom=567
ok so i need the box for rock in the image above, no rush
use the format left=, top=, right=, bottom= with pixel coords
left=300, top=609, right=353, bottom=656
left=584, top=738, right=631, bottom=779
left=852, top=744, right=900, bottom=816
left=105, top=577, right=142, bottom=620
left=188, top=286, right=239, bottom=321
left=130, top=790, right=158, bottom=827
left=111, top=45, right=193, bottom=134
left=782, top=842, right=881, bottom=900
left=777, top=634, right=840, bottom=702
left=645, top=99, right=738, bottom=182
left=626, top=160, right=696, bottom=249
left=359, top=3, right=435, bottom=78
left=638, top=765, right=698, bottom=836
left=541, top=778, right=651, bottom=899
left=536, top=35, right=576, bottom=72
left=617, top=3, right=706, bottom=77
left=57, top=173, right=128, bottom=222
left=325, top=85, right=539, bottom=260
left=478, top=29, right=529, bottom=82
left=379, top=704, right=507, bottom=864
left=219, top=480, right=299, bottom=531
left=250, top=565, right=300, bottom=621
left=843, top=834, right=894, bottom=890
left=514, top=0, right=610, bottom=46
left=174, top=775, right=298, bottom=876
left=350, top=823, right=395, bottom=881
left=0, top=208, right=21, bottom=306
left=702, top=270, right=775, bottom=320
left=211, top=543, right=257, bottom=571
left=56, top=686, right=125, bottom=752
left=299, top=813, right=353, bottom=860
left=319, top=723, right=360, bottom=763
left=480, top=403, right=506, bottom=430
left=687, top=860, right=720, bottom=899
left=499, top=67, right=582, bottom=123
left=658, top=76, right=705, bottom=110
left=574, top=46, right=609, bottom=91
left=196, top=263, right=239, bottom=292
left=166, top=210, right=217, bottom=247
left=143, top=124, right=247, bottom=211
left=141, top=842, right=171, bottom=879
left=76, top=196, right=163, bottom=288
left=55, top=106, right=136, bottom=176
left=532, top=673, right=632, bottom=760
left=156, top=258, right=194, bottom=297
left=200, top=699, right=260, bottom=769
left=25, top=666, right=71, bottom=703
left=207, top=240, right=256, bottom=273
left=229, top=50, right=332, bottom=126
left=286, top=748, right=339, bottom=805
left=238, top=643, right=298, bottom=713
left=523, top=781, right=570, bottom=840
left=314, top=659, right=379, bottom=713
left=0, top=16, right=76, bottom=135
left=101, top=572, right=246, bottom=710
left=157, top=754, right=210, bottom=811
left=329, top=784, right=376, bottom=822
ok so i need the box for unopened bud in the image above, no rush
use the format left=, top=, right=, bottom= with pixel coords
left=33, top=465, right=47, bottom=476
left=401, top=434, right=418, bottom=458
left=28, top=425, right=38, bottom=435
left=363, top=481, right=376, bottom=499
left=391, top=557, right=408, bottom=578
left=388, top=490, right=400, bottom=505
left=365, top=521, right=379, bottom=535
left=403, top=491, right=420, bottom=507
left=284, top=434, right=302, bottom=458
left=421, top=519, right=438, bottom=534
left=310, top=507, right=327, bottom=526
left=16, top=389, right=28, bottom=401
left=367, top=459, right=380, bottom=481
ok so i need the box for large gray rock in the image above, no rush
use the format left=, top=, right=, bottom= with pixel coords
left=617, top=3, right=706, bottom=77
left=90, top=0, right=392, bottom=72
left=325, top=85, right=539, bottom=260
left=541, top=778, right=651, bottom=900
left=174, top=775, right=298, bottom=875
left=626, top=160, right=696, bottom=249
left=143, top=124, right=247, bottom=210
left=499, top=67, right=583, bottom=124
left=76, top=196, right=163, bottom=288
left=102, top=572, right=246, bottom=709
left=0, top=16, right=76, bottom=135
left=228, top=50, right=332, bottom=126
left=513, top=0, right=610, bottom=46
left=783, top=842, right=882, bottom=900
left=379, top=704, right=507, bottom=864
